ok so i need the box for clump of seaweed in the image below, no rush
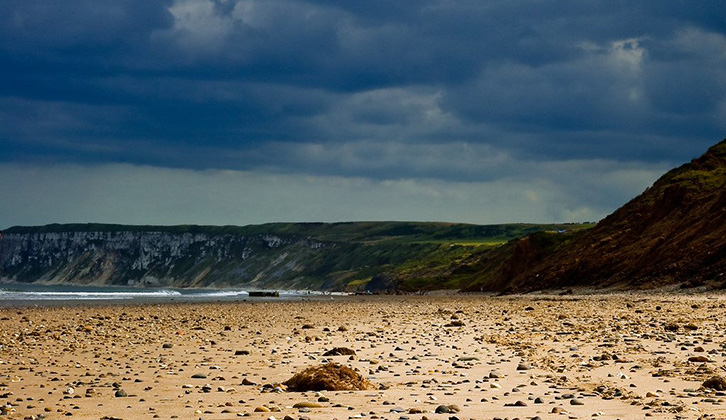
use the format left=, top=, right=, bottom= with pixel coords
left=284, top=363, right=375, bottom=391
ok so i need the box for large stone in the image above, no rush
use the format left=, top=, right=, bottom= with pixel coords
left=703, top=376, right=726, bottom=391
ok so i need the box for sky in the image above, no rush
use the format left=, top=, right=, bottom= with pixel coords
left=1, top=1, right=725, bottom=228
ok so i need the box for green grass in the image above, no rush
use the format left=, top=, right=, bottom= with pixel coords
left=411, top=239, right=508, bottom=246
left=4, top=221, right=595, bottom=243
left=346, top=279, right=371, bottom=287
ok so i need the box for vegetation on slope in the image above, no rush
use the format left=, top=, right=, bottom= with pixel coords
left=0, top=221, right=592, bottom=291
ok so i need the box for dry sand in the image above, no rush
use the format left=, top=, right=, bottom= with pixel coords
left=1, top=294, right=726, bottom=419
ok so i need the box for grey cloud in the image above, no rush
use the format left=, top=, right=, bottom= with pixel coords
left=1, top=0, right=725, bottom=226
left=0, top=0, right=173, bottom=61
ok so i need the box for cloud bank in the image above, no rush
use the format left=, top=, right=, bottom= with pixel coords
left=1, top=160, right=668, bottom=227
left=1, top=1, right=724, bottom=227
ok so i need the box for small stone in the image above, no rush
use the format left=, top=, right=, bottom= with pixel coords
left=292, top=402, right=323, bottom=409
left=516, top=363, right=530, bottom=371
left=664, top=323, right=679, bottom=332
left=322, top=347, right=356, bottom=356
left=570, top=399, right=584, bottom=405
left=434, top=405, right=459, bottom=414
left=435, top=405, right=450, bottom=414
left=114, top=389, right=127, bottom=398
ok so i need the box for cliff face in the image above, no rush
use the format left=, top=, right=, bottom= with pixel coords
left=0, top=222, right=588, bottom=291
left=0, top=230, right=326, bottom=289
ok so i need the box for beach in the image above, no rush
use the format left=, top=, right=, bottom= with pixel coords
left=1, top=294, right=726, bottom=419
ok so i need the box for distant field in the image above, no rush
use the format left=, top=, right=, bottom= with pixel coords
left=411, top=239, right=508, bottom=246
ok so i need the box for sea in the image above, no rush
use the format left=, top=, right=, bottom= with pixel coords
left=0, top=282, right=338, bottom=306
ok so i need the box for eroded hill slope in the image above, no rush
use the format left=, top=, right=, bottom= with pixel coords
left=506, top=139, right=726, bottom=291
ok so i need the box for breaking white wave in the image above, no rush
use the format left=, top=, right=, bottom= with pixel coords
left=0, top=284, right=332, bottom=303
left=0, top=289, right=185, bottom=300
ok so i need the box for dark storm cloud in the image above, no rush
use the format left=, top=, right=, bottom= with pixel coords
left=1, top=0, right=725, bottom=207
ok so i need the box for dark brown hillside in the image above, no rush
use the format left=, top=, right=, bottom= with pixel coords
left=455, top=231, right=582, bottom=293
left=507, top=139, right=726, bottom=291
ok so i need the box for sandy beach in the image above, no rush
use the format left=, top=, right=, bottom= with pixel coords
left=1, top=294, right=726, bottom=420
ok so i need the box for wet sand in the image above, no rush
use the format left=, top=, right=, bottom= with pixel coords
left=1, top=294, right=726, bottom=419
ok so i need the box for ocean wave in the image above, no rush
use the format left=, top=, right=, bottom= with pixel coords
left=183, top=290, right=250, bottom=298
left=0, top=287, right=328, bottom=303
left=0, top=289, right=184, bottom=300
